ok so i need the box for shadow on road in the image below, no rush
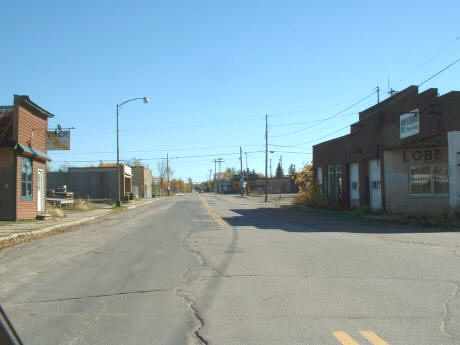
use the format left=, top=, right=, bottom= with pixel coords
left=221, top=206, right=460, bottom=234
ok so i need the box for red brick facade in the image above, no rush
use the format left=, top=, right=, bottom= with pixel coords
left=0, top=95, right=54, bottom=220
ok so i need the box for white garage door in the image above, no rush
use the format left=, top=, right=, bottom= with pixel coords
left=369, top=159, right=382, bottom=210
left=350, top=163, right=359, bottom=202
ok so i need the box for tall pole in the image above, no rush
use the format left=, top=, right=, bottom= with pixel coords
left=214, top=159, right=217, bottom=194
left=279, top=155, right=283, bottom=199
left=376, top=86, right=380, bottom=103
left=166, top=153, right=170, bottom=196
left=265, top=114, right=268, bottom=202
left=240, top=146, right=243, bottom=176
left=216, top=158, right=224, bottom=194
left=116, top=104, right=121, bottom=207
left=269, top=159, right=272, bottom=178
left=245, top=152, right=248, bottom=177
left=115, top=97, right=149, bottom=206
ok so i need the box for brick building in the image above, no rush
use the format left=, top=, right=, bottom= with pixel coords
left=48, top=165, right=133, bottom=201
left=0, top=95, right=53, bottom=220
left=313, top=86, right=460, bottom=214
left=131, top=166, right=153, bottom=198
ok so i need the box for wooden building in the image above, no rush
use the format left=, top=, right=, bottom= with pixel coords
left=0, top=95, right=53, bottom=220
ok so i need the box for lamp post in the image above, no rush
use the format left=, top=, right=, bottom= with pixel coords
left=116, top=97, right=149, bottom=207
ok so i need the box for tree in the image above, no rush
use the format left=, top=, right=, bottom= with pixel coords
left=295, top=164, right=313, bottom=193
left=127, top=157, right=142, bottom=167
left=288, top=164, right=296, bottom=176
left=294, top=163, right=322, bottom=207
left=222, top=167, right=235, bottom=180
left=275, top=163, right=284, bottom=178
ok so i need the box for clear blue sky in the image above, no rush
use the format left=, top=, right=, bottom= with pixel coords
left=1, top=0, right=459, bottom=182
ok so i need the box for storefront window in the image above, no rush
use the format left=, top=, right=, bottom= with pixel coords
left=21, top=157, right=33, bottom=200
left=335, top=165, right=343, bottom=199
left=433, top=165, right=449, bottom=194
left=410, top=165, right=448, bottom=195
left=327, top=165, right=333, bottom=198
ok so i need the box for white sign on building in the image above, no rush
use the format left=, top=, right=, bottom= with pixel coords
left=448, top=131, right=460, bottom=208
left=400, top=109, right=419, bottom=139
left=46, top=130, right=71, bottom=150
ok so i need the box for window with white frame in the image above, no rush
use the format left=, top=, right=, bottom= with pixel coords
left=21, top=157, right=33, bottom=200
left=409, top=165, right=448, bottom=195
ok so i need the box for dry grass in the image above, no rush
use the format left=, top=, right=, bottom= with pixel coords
left=47, top=205, right=64, bottom=218
left=69, top=198, right=97, bottom=212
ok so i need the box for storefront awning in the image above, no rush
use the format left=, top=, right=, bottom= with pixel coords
left=17, top=144, right=51, bottom=161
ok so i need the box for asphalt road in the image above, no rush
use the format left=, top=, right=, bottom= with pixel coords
left=1, top=193, right=459, bottom=345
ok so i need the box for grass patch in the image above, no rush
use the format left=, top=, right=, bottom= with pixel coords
left=0, top=219, right=37, bottom=227
left=67, top=198, right=98, bottom=212
left=394, top=213, right=460, bottom=228
left=47, top=207, right=64, bottom=218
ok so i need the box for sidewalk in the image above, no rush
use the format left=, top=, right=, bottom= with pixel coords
left=0, top=198, right=159, bottom=248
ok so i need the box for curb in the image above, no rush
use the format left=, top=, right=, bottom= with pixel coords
left=125, top=198, right=159, bottom=210
left=0, top=198, right=161, bottom=246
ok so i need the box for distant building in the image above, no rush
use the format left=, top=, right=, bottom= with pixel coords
left=0, top=95, right=53, bottom=220
left=47, top=165, right=133, bottom=201
left=231, top=174, right=295, bottom=194
left=131, top=166, right=153, bottom=198
left=313, top=86, right=460, bottom=214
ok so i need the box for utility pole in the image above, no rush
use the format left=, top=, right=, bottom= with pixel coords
left=166, top=153, right=170, bottom=196
left=214, top=159, right=217, bottom=194
left=376, top=86, right=380, bottom=103
left=269, top=159, right=272, bottom=178
left=215, top=158, right=224, bottom=194
left=245, top=152, right=248, bottom=178
left=265, top=114, right=268, bottom=202
left=279, top=155, right=283, bottom=199
left=387, top=78, right=397, bottom=97
left=239, top=146, right=243, bottom=177
left=208, top=169, right=212, bottom=192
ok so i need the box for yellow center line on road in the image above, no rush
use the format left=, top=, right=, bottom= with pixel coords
left=359, top=331, right=391, bottom=345
left=333, top=331, right=361, bottom=345
left=200, top=198, right=229, bottom=228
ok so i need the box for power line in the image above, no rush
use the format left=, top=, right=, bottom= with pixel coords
left=268, top=111, right=360, bottom=128
left=51, top=151, right=243, bottom=163
left=76, top=116, right=265, bottom=135
left=49, top=143, right=263, bottom=155
left=270, top=56, right=460, bottom=148
left=269, top=90, right=376, bottom=138
left=393, top=35, right=460, bottom=87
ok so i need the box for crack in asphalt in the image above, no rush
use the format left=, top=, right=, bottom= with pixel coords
left=375, top=236, right=460, bottom=257
left=441, top=281, right=460, bottom=340
left=200, top=274, right=459, bottom=284
left=11, top=288, right=173, bottom=304
left=174, top=202, right=211, bottom=345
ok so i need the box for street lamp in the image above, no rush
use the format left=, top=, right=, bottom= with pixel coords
left=116, top=97, right=149, bottom=207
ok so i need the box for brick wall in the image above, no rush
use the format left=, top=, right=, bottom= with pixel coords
left=16, top=155, right=46, bottom=219
left=16, top=104, right=47, bottom=151
left=0, top=149, right=16, bottom=220
left=15, top=104, right=49, bottom=219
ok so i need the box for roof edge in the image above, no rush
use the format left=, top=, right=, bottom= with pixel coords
left=14, top=95, right=55, bottom=118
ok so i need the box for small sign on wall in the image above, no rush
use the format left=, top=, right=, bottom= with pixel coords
left=400, top=109, right=419, bottom=139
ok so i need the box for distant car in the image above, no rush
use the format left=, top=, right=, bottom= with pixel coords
left=176, top=193, right=185, bottom=196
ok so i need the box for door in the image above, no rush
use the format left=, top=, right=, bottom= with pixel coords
left=369, top=160, right=382, bottom=210
left=350, top=163, right=359, bottom=207
left=317, top=168, right=323, bottom=195
left=37, top=169, right=44, bottom=212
